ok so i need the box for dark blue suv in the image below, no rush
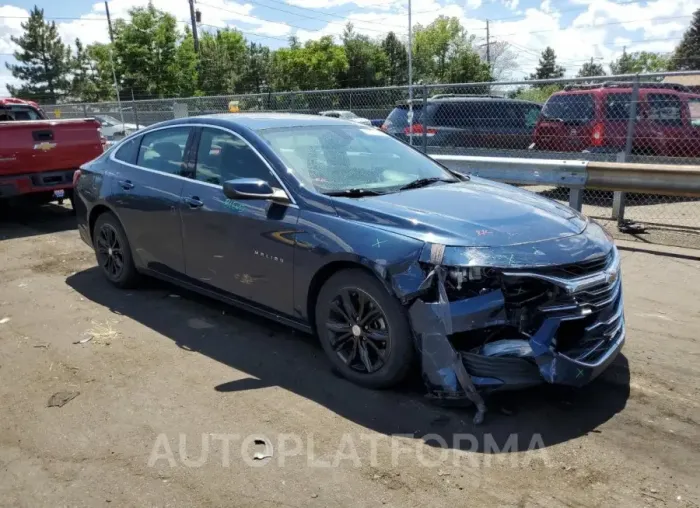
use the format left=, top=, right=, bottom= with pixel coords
left=74, top=113, right=624, bottom=410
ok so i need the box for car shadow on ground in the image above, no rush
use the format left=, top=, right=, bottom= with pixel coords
left=0, top=202, right=76, bottom=241
left=67, top=268, right=630, bottom=454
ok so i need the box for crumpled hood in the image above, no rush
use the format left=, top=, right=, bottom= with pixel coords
left=333, top=177, right=587, bottom=247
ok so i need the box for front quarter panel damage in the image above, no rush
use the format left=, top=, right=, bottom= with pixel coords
left=388, top=227, right=623, bottom=424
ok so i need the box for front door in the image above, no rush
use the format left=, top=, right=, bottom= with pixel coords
left=110, top=126, right=194, bottom=275
left=179, top=126, right=299, bottom=315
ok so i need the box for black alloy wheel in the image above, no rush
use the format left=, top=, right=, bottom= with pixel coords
left=316, top=269, right=415, bottom=388
left=96, top=223, right=124, bottom=280
left=92, top=212, right=139, bottom=289
left=326, top=288, right=390, bottom=374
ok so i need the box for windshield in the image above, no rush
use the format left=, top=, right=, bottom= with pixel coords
left=97, top=115, right=122, bottom=126
left=258, top=125, right=458, bottom=194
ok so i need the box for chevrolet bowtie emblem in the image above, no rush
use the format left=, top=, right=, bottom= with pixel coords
left=33, top=141, right=57, bottom=152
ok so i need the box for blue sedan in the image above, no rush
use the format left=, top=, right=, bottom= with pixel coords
left=74, top=113, right=624, bottom=411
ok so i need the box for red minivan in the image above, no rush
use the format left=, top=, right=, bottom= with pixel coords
left=532, top=82, right=700, bottom=158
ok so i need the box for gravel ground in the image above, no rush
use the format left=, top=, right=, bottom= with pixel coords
left=0, top=204, right=698, bottom=508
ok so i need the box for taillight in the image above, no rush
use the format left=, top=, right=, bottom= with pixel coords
left=591, top=123, right=605, bottom=146
left=403, top=124, right=437, bottom=137
left=72, top=169, right=81, bottom=187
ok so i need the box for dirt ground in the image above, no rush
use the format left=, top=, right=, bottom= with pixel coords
left=0, top=204, right=699, bottom=508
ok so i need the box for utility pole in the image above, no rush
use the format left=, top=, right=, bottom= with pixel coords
left=407, top=0, right=414, bottom=146
left=104, top=1, right=123, bottom=125
left=486, top=20, right=491, bottom=65
left=105, top=1, right=114, bottom=43
left=189, top=0, right=200, bottom=53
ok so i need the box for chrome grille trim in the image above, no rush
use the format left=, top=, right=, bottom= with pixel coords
left=502, top=247, right=620, bottom=295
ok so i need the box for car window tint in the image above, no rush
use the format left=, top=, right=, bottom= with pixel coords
left=689, top=98, right=700, bottom=127
left=433, top=103, right=477, bottom=128
left=384, top=104, right=426, bottom=130
left=542, top=94, right=595, bottom=123
left=0, top=105, right=42, bottom=121
left=195, top=128, right=276, bottom=187
left=114, top=136, right=141, bottom=164
left=136, top=127, right=190, bottom=175
left=647, top=94, right=683, bottom=126
left=524, top=105, right=541, bottom=128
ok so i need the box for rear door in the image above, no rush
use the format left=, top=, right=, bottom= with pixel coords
left=645, top=93, right=687, bottom=157
left=535, top=93, right=596, bottom=152
left=110, top=126, right=194, bottom=276
left=687, top=97, right=700, bottom=157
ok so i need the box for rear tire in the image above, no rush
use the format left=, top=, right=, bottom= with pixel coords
left=93, top=212, right=139, bottom=289
left=315, top=269, right=415, bottom=388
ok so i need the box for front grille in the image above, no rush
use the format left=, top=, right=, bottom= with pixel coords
left=502, top=248, right=623, bottom=366
left=526, top=251, right=613, bottom=279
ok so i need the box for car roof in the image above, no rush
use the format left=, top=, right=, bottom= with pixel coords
left=170, top=112, right=362, bottom=130
left=400, top=97, right=541, bottom=106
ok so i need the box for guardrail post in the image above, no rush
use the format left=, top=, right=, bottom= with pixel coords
left=612, top=74, right=640, bottom=222
left=569, top=187, right=583, bottom=211
left=422, top=84, right=428, bottom=153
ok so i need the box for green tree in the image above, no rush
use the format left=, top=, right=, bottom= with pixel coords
left=529, top=47, right=565, bottom=85
left=513, top=84, right=560, bottom=103
left=241, top=42, right=271, bottom=93
left=112, top=4, right=180, bottom=99
left=5, top=6, right=72, bottom=102
left=669, top=8, right=700, bottom=70
left=577, top=58, right=606, bottom=78
left=270, top=36, right=347, bottom=92
left=338, top=24, right=387, bottom=88
left=381, top=32, right=408, bottom=86
left=413, top=16, right=489, bottom=83
left=71, top=39, right=115, bottom=102
left=173, top=27, right=198, bottom=97
left=610, top=48, right=668, bottom=74
left=196, top=28, right=247, bottom=95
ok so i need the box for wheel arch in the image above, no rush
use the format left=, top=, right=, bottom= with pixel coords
left=306, top=257, right=395, bottom=336
left=88, top=203, right=120, bottom=243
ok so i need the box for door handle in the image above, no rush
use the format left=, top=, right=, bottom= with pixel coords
left=118, top=179, right=134, bottom=190
left=183, top=196, right=204, bottom=208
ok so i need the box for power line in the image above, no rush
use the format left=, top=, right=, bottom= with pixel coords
left=490, top=14, right=693, bottom=39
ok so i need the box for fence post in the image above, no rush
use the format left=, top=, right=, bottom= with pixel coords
left=131, top=89, right=140, bottom=127
left=422, top=84, right=428, bottom=153
left=82, top=104, right=88, bottom=118
left=612, top=74, right=640, bottom=221
left=569, top=188, right=583, bottom=212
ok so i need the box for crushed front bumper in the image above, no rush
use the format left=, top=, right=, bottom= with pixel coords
left=397, top=235, right=624, bottom=420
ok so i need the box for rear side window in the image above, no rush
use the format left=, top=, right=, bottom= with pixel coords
left=605, top=93, right=633, bottom=120
left=113, top=136, right=141, bottom=164
left=542, top=94, right=595, bottom=123
left=647, top=94, right=683, bottom=126
left=385, top=104, right=428, bottom=129
left=689, top=98, right=700, bottom=127
left=433, top=103, right=478, bottom=128
left=137, top=127, right=191, bottom=175
left=0, top=105, right=43, bottom=121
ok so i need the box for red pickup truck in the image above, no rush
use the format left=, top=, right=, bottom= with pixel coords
left=0, top=98, right=104, bottom=206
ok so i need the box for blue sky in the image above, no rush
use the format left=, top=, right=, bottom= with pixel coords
left=1, top=0, right=697, bottom=94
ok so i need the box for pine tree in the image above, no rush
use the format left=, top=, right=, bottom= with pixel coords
left=529, top=47, right=565, bottom=87
left=381, top=32, right=408, bottom=86
left=577, top=58, right=606, bottom=78
left=5, top=7, right=72, bottom=103
left=669, top=7, right=700, bottom=70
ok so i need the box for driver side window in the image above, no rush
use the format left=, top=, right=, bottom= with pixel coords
left=195, top=128, right=277, bottom=188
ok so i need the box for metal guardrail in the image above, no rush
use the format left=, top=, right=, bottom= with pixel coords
left=432, top=154, right=700, bottom=212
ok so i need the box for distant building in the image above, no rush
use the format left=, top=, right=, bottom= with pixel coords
left=662, top=75, right=700, bottom=94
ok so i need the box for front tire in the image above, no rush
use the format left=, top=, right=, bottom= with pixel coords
left=93, top=212, right=139, bottom=289
left=315, top=269, right=415, bottom=388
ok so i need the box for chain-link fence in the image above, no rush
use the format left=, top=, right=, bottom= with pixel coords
left=42, top=71, right=700, bottom=249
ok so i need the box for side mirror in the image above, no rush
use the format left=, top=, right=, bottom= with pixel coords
left=222, top=178, right=290, bottom=204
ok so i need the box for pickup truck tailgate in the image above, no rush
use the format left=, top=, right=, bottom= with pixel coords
left=0, top=118, right=103, bottom=177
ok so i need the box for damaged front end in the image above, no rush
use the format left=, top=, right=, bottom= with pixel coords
left=390, top=226, right=625, bottom=424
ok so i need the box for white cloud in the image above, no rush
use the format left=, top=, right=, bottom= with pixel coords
left=0, top=5, right=30, bottom=54
left=55, top=0, right=291, bottom=46
left=285, top=0, right=401, bottom=9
